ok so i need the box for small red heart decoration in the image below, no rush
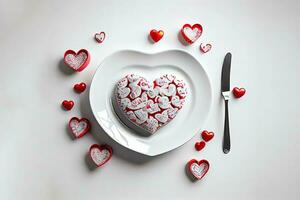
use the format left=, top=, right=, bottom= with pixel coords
left=64, top=49, right=90, bottom=72
left=181, top=24, right=203, bottom=44
left=200, top=43, right=212, bottom=53
left=69, top=117, right=91, bottom=138
left=201, top=130, right=214, bottom=142
left=94, top=32, right=105, bottom=43
left=233, top=87, right=246, bottom=98
left=195, top=141, right=206, bottom=151
left=187, top=159, right=210, bottom=180
left=62, top=100, right=74, bottom=110
left=89, top=144, right=113, bottom=167
left=74, top=82, right=87, bottom=93
left=150, top=29, right=164, bottom=42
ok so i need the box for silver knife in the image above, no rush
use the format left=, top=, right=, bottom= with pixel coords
left=221, top=52, right=232, bottom=154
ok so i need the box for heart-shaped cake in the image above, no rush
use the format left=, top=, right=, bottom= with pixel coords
left=112, top=74, right=188, bottom=135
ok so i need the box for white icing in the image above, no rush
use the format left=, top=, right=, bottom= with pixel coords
left=141, top=92, right=148, bottom=101
left=70, top=119, right=88, bottom=137
left=183, top=27, right=202, bottom=43
left=118, top=87, right=130, bottom=98
left=120, top=98, right=131, bottom=110
left=146, top=100, right=160, bottom=114
left=177, top=87, right=187, bottom=98
left=117, top=77, right=128, bottom=88
left=142, top=116, right=159, bottom=134
left=155, top=77, right=170, bottom=86
left=127, top=97, right=147, bottom=110
left=174, top=78, right=185, bottom=87
left=127, top=74, right=140, bottom=83
left=155, top=110, right=168, bottom=123
left=167, top=107, right=178, bottom=119
left=140, top=79, right=150, bottom=90
left=171, top=95, right=182, bottom=108
left=91, top=148, right=111, bottom=166
left=190, top=162, right=209, bottom=179
left=134, top=109, right=148, bottom=124
left=160, top=84, right=176, bottom=97
left=126, top=111, right=137, bottom=121
left=129, top=85, right=142, bottom=99
left=157, top=96, right=170, bottom=109
left=65, top=52, right=87, bottom=70
left=147, top=87, right=159, bottom=99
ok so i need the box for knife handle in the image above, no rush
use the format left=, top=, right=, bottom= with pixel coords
left=223, top=100, right=230, bottom=154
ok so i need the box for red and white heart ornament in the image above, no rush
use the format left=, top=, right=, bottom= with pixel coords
left=149, top=29, right=164, bottom=42
left=181, top=24, right=203, bottom=44
left=200, top=43, right=212, bottom=53
left=64, top=49, right=90, bottom=72
left=89, top=144, right=113, bottom=167
left=187, top=159, right=210, bottom=180
left=94, top=32, right=106, bottom=43
left=69, top=117, right=91, bottom=138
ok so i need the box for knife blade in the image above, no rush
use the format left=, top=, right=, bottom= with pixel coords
left=221, top=52, right=232, bottom=154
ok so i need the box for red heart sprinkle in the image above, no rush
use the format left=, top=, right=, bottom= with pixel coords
left=195, top=141, right=206, bottom=151
left=232, top=87, right=246, bottom=98
left=150, top=29, right=164, bottom=42
left=62, top=100, right=74, bottom=110
left=201, top=130, right=214, bottom=142
left=74, top=82, right=86, bottom=93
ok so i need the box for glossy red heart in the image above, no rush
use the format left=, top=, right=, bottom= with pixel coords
left=69, top=117, right=90, bottom=138
left=62, top=100, right=74, bottom=110
left=94, top=32, right=105, bottom=43
left=200, top=43, right=212, bottom=53
left=181, top=24, right=203, bottom=44
left=150, top=29, right=164, bottom=42
left=195, top=141, right=206, bottom=151
left=64, top=49, right=90, bottom=72
left=187, top=159, right=210, bottom=180
left=89, top=144, right=113, bottom=167
left=233, top=87, right=246, bottom=98
left=201, top=130, right=214, bottom=142
left=74, top=82, right=86, bottom=93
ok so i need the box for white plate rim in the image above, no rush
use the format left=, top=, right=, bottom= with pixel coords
left=89, top=49, right=212, bottom=156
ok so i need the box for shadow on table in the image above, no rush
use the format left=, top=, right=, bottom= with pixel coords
left=57, top=58, right=74, bottom=75
left=78, top=88, right=168, bottom=166
left=177, top=31, right=190, bottom=46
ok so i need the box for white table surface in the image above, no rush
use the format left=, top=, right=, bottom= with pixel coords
left=1, top=0, right=300, bottom=199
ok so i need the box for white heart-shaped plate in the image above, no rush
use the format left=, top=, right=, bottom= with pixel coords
left=89, top=50, right=212, bottom=156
